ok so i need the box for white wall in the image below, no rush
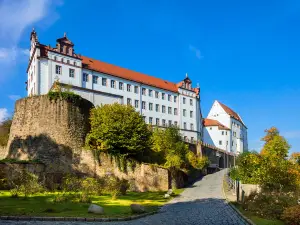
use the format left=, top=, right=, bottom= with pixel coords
left=203, top=126, right=230, bottom=151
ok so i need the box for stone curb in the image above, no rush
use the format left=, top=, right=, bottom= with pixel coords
left=222, top=171, right=255, bottom=225
left=0, top=211, right=158, bottom=222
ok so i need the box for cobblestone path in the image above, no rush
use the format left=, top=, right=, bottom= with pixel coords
left=0, top=169, right=248, bottom=225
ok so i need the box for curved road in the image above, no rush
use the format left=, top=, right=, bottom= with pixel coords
left=0, top=170, right=247, bottom=225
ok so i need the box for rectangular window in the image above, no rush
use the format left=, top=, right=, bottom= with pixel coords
left=183, top=109, right=186, bottom=117
left=111, top=80, right=116, bottom=88
left=155, top=104, right=159, bottom=112
left=135, top=100, right=139, bottom=108
left=155, top=91, right=159, bottom=98
left=184, top=122, right=187, bottom=129
left=162, top=119, right=166, bottom=127
left=168, top=120, right=172, bottom=127
left=83, top=73, right=89, bottom=82
left=142, top=101, right=146, bottom=110
left=222, top=131, right=224, bottom=135
left=149, top=103, right=153, bottom=111
left=191, top=137, right=194, bottom=143
left=69, top=68, right=74, bottom=78
left=127, top=84, right=131, bottom=92
left=183, top=97, right=186, bottom=104
left=149, top=117, right=153, bottom=124
left=174, top=121, right=178, bottom=127
left=162, top=93, right=165, bottom=100
left=190, top=99, right=193, bottom=106
left=168, top=107, right=172, bottom=114
left=92, top=76, right=98, bottom=84
left=190, top=123, right=194, bottom=130
left=174, top=108, right=178, bottom=115
left=127, top=98, right=132, bottom=105
left=156, top=118, right=160, bottom=126
left=174, top=96, right=177, bottom=103
left=168, top=94, right=171, bottom=101
left=102, top=77, right=107, bottom=86
left=190, top=111, right=193, bottom=118
left=184, top=136, right=187, bottom=141
left=142, top=88, right=146, bottom=95
left=56, top=65, right=61, bottom=75
left=67, top=59, right=70, bottom=64
left=210, top=127, right=212, bottom=130
left=226, top=131, right=228, bottom=135
left=134, top=86, right=139, bottom=94
left=162, top=105, right=166, bottom=113
left=119, top=82, right=123, bottom=90
left=219, top=140, right=222, bottom=145
left=232, top=141, right=234, bottom=146
left=149, top=89, right=153, bottom=97
left=143, top=116, right=146, bottom=122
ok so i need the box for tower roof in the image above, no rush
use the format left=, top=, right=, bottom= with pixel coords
left=203, top=118, right=230, bottom=130
left=217, top=101, right=245, bottom=126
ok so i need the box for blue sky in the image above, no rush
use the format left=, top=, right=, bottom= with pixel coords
left=0, top=0, right=299, bottom=153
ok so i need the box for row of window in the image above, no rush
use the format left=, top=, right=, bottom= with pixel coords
left=143, top=116, right=195, bottom=130
left=55, top=67, right=195, bottom=107
left=56, top=65, right=75, bottom=78
left=54, top=56, right=77, bottom=66
left=218, top=140, right=238, bottom=148
left=126, top=99, right=193, bottom=118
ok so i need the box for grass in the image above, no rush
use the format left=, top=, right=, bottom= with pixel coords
left=0, top=189, right=184, bottom=218
left=231, top=202, right=285, bottom=225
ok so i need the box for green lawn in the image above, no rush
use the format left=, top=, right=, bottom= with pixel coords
left=231, top=202, right=285, bottom=225
left=0, top=189, right=184, bottom=218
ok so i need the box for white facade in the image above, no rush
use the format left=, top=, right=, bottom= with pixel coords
left=26, top=30, right=202, bottom=142
left=203, top=100, right=248, bottom=154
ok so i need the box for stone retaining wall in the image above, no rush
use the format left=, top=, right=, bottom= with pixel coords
left=0, top=146, right=6, bottom=160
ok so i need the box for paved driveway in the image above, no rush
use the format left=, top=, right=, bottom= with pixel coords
left=0, top=169, right=247, bottom=225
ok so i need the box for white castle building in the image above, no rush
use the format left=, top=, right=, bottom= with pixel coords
left=26, top=30, right=203, bottom=142
left=203, top=100, right=248, bottom=154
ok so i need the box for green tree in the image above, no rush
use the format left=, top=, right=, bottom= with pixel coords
left=85, top=103, right=152, bottom=158
left=0, top=118, right=12, bottom=146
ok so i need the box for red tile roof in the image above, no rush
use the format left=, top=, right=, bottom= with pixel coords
left=38, top=44, right=198, bottom=94
left=203, top=118, right=230, bottom=130
left=217, top=101, right=245, bottom=125
left=81, top=55, right=180, bottom=93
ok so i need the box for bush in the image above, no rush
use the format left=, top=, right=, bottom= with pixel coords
left=103, top=176, right=129, bottom=199
left=62, top=175, right=82, bottom=192
left=7, top=170, right=44, bottom=197
left=243, top=191, right=298, bottom=219
left=282, top=205, right=300, bottom=225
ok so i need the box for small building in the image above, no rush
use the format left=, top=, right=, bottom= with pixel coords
left=26, top=30, right=203, bottom=142
left=203, top=100, right=248, bottom=154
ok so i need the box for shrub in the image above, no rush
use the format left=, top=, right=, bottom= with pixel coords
left=7, top=170, right=44, bottom=197
left=79, top=192, right=92, bottom=203
left=103, top=176, right=129, bottom=199
left=282, top=205, right=300, bottom=225
left=243, top=191, right=298, bottom=219
left=62, top=175, right=82, bottom=192
left=53, top=193, right=70, bottom=203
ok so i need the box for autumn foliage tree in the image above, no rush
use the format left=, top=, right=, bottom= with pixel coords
left=231, top=127, right=300, bottom=191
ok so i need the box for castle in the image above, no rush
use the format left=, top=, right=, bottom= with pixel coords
left=26, top=29, right=247, bottom=154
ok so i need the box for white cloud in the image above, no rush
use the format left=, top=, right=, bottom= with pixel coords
left=0, top=47, right=29, bottom=62
left=0, top=0, right=62, bottom=78
left=189, top=45, right=203, bottom=60
left=0, top=108, right=9, bottom=124
left=8, top=95, right=21, bottom=101
left=282, top=131, right=300, bottom=139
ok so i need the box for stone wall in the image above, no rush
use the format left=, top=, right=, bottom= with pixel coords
left=4, top=95, right=94, bottom=174
left=1, top=95, right=191, bottom=192
left=0, top=146, right=6, bottom=160
left=77, top=151, right=170, bottom=192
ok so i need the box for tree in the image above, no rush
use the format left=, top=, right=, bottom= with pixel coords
left=290, top=153, right=300, bottom=165
left=261, top=127, right=290, bottom=158
left=0, top=118, right=12, bottom=146
left=85, top=103, right=152, bottom=158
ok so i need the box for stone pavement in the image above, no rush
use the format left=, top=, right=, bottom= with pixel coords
left=0, top=169, right=248, bottom=225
